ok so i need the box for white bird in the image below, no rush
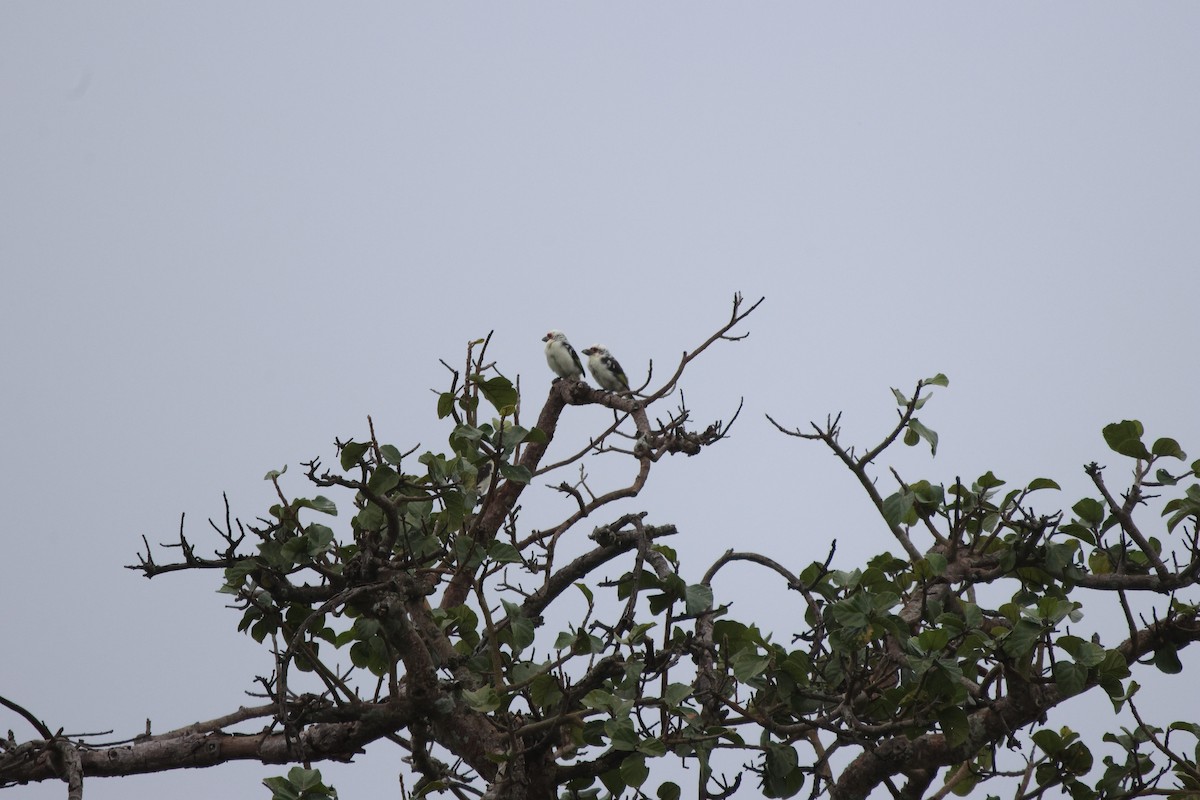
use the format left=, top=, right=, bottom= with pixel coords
left=542, top=330, right=585, bottom=381
left=581, top=345, right=630, bottom=392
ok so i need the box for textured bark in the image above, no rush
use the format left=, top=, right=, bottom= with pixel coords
left=0, top=699, right=417, bottom=784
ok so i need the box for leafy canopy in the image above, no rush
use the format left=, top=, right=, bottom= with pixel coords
left=4, top=297, right=1200, bottom=800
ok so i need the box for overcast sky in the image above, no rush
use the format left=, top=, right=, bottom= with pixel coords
left=3, top=5, right=1199, bottom=799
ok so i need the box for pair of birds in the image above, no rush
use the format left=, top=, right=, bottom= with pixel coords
left=542, top=331, right=630, bottom=392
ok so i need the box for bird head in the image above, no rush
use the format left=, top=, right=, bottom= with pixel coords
left=542, top=330, right=565, bottom=343
left=581, top=345, right=608, bottom=356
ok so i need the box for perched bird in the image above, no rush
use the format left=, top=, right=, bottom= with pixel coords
left=542, top=330, right=585, bottom=381
left=581, top=345, right=630, bottom=392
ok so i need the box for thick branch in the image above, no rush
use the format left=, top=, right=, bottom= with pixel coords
left=830, top=608, right=1200, bottom=800
left=0, top=698, right=420, bottom=785
left=521, top=522, right=677, bottom=623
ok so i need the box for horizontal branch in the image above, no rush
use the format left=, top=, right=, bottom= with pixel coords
left=0, top=698, right=419, bottom=786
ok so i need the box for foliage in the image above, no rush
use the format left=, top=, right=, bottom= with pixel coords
left=3, top=294, right=1200, bottom=800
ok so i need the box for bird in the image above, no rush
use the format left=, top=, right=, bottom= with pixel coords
left=581, top=345, right=630, bottom=392
left=542, top=330, right=585, bottom=381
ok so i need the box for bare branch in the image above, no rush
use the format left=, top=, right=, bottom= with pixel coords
left=0, top=695, right=54, bottom=740
left=1086, top=462, right=1170, bottom=579
left=642, top=293, right=764, bottom=404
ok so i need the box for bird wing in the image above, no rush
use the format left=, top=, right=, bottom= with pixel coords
left=601, top=352, right=629, bottom=389
left=567, top=342, right=585, bottom=376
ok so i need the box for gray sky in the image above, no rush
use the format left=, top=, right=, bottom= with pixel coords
left=3, top=5, right=1199, bottom=798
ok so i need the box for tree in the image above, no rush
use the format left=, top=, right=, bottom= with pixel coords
left=3, top=294, right=1200, bottom=800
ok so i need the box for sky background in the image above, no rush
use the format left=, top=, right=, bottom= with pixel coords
left=3, top=4, right=1199, bottom=798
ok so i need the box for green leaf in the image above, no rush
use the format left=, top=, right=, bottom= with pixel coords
left=647, top=592, right=674, bottom=615
left=1057, top=635, right=1106, bottom=667
left=657, top=781, right=682, bottom=800
left=976, top=471, right=1005, bottom=490
left=287, top=767, right=325, bottom=792
left=264, top=465, right=287, bottom=481
left=1162, top=487, right=1200, bottom=532
left=1103, top=678, right=1139, bottom=712
left=882, top=490, right=916, bottom=527
left=379, top=444, right=404, bottom=465
left=939, top=707, right=970, bottom=747
left=1096, top=650, right=1133, bottom=706
left=1033, top=762, right=1058, bottom=788
left=1102, top=420, right=1150, bottom=460
left=449, top=424, right=484, bottom=451
left=1072, top=498, right=1105, bottom=526
left=498, top=463, right=532, bottom=484
left=949, top=769, right=980, bottom=797
left=475, top=376, right=519, bottom=415
left=581, top=689, right=614, bottom=711
left=1032, top=728, right=1064, bottom=755
left=1154, top=646, right=1183, bottom=674
left=339, top=441, right=371, bottom=471
left=599, top=769, right=626, bottom=796
left=1001, top=619, right=1043, bottom=659
left=625, top=622, right=655, bottom=645
left=1067, top=638, right=1104, bottom=669
left=263, top=776, right=301, bottom=800
left=664, top=682, right=693, bottom=707
left=730, top=650, right=770, bottom=681
left=510, top=615, right=536, bottom=653
left=293, top=495, right=337, bottom=516
left=496, top=422, right=539, bottom=449
left=922, top=373, right=950, bottom=387
left=907, top=418, right=939, bottom=456
left=917, top=628, right=950, bottom=652
left=684, top=584, right=713, bottom=615
left=437, top=392, right=455, bottom=419
left=891, top=387, right=909, bottom=406
left=305, top=523, right=335, bottom=554
left=607, top=719, right=639, bottom=751
left=574, top=582, right=594, bottom=604
left=620, top=754, right=649, bottom=788
left=1064, top=743, right=1093, bottom=778
left=221, top=559, right=257, bottom=594
left=903, top=428, right=920, bottom=447
left=763, top=744, right=804, bottom=797
left=367, top=465, right=401, bottom=494
left=1088, top=548, right=1113, bottom=574
left=462, top=686, right=501, bottom=712
left=1152, top=437, right=1186, bottom=460
left=348, top=618, right=381, bottom=641
left=911, top=479, right=944, bottom=510
left=487, top=541, right=523, bottom=564
left=355, top=502, right=385, bottom=532
left=502, top=601, right=536, bottom=654
left=529, top=674, right=564, bottom=709
left=1027, top=478, right=1061, bottom=492
left=1053, top=661, right=1088, bottom=697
